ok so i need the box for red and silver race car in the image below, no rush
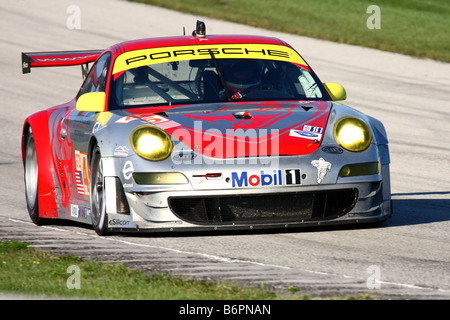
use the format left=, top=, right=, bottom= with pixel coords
left=22, top=21, right=392, bottom=235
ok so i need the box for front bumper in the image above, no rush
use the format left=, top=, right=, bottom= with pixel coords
left=101, top=144, right=392, bottom=233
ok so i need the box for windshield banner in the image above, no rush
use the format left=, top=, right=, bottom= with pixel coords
left=112, top=44, right=308, bottom=74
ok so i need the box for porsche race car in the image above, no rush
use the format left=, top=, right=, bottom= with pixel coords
left=22, top=21, right=392, bottom=235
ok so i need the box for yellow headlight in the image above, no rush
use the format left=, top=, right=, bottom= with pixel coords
left=334, top=117, right=372, bottom=152
left=130, top=126, right=173, bottom=161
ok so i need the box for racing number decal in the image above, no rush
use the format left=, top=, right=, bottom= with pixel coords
left=75, top=150, right=90, bottom=196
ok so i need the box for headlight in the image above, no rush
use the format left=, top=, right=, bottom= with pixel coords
left=334, top=117, right=372, bottom=152
left=130, top=126, right=173, bottom=161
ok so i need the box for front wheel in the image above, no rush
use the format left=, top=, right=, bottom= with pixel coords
left=90, top=145, right=108, bottom=235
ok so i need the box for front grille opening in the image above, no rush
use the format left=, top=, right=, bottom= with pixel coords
left=169, top=189, right=357, bottom=225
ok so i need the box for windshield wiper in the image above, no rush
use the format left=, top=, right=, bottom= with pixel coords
left=208, top=49, right=232, bottom=102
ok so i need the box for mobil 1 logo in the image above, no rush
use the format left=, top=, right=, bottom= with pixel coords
left=231, top=168, right=302, bottom=188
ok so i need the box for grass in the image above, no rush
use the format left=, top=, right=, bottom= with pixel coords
left=127, top=0, right=450, bottom=62
left=0, top=240, right=303, bottom=300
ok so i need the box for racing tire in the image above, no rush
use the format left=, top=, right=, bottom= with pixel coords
left=24, top=128, right=42, bottom=225
left=90, top=145, right=108, bottom=235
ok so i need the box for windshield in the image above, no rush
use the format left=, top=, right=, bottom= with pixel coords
left=111, top=58, right=329, bottom=108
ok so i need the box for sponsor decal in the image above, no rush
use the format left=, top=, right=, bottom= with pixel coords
left=289, top=130, right=321, bottom=140
left=122, top=161, right=134, bottom=180
left=303, top=125, right=323, bottom=134
left=109, top=219, right=131, bottom=226
left=74, top=150, right=90, bottom=196
left=92, top=112, right=112, bottom=133
left=113, top=44, right=308, bottom=75
left=114, top=146, right=129, bottom=157
left=70, top=204, right=91, bottom=218
left=92, top=122, right=103, bottom=133
left=70, top=204, right=78, bottom=217
left=311, top=158, right=332, bottom=184
left=289, top=125, right=323, bottom=141
left=231, top=169, right=301, bottom=188
left=108, top=213, right=136, bottom=228
left=34, top=55, right=98, bottom=63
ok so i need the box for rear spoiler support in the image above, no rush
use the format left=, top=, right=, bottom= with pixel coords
left=22, top=50, right=104, bottom=78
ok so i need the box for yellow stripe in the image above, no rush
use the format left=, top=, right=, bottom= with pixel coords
left=112, top=44, right=307, bottom=74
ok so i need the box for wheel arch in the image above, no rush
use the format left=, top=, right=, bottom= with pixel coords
left=87, top=136, right=99, bottom=166
left=22, top=111, right=59, bottom=218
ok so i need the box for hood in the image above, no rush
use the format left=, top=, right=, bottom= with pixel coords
left=125, top=101, right=332, bottom=158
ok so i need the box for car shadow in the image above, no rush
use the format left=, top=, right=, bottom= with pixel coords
left=386, top=191, right=450, bottom=227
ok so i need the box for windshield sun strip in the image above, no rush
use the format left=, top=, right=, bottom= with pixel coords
left=112, top=44, right=308, bottom=75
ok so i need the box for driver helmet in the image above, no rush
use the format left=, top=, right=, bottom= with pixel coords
left=224, top=60, right=261, bottom=94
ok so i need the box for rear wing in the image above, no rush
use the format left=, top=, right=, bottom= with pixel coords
left=21, top=50, right=104, bottom=78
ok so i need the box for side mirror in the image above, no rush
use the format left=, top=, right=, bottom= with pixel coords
left=323, top=83, right=347, bottom=101
left=76, top=92, right=106, bottom=112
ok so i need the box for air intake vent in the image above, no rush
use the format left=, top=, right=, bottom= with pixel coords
left=169, top=189, right=357, bottom=225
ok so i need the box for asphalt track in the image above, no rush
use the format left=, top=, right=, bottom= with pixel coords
left=1, top=0, right=449, bottom=299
